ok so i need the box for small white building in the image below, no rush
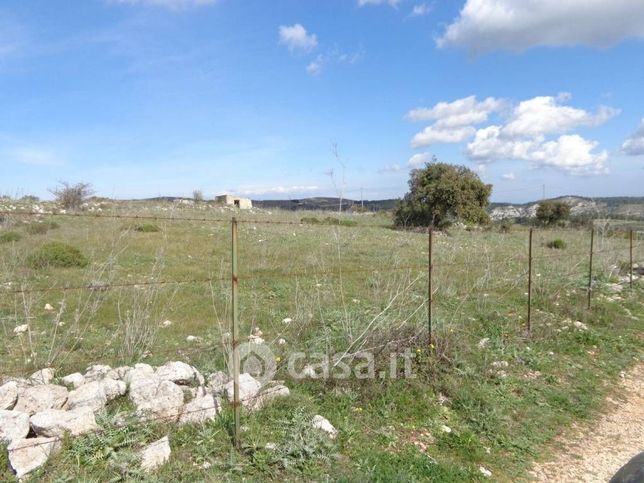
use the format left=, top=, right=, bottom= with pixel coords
left=215, top=194, right=252, bottom=210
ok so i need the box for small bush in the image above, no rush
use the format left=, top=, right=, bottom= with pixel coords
left=24, top=221, right=60, bottom=235
left=50, top=181, right=94, bottom=210
left=546, top=239, right=567, bottom=250
left=0, top=232, right=21, bottom=244
left=131, top=223, right=161, bottom=233
left=193, top=190, right=204, bottom=202
left=498, top=221, right=512, bottom=233
left=300, top=216, right=357, bottom=227
left=27, top=242, right=89, bottom=269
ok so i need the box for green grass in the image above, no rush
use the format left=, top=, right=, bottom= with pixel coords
left=0, top=200, right=642, bottom=481
left=26, top=241, right=89, bottom=269
left=0, top=231, right=21, bottom=243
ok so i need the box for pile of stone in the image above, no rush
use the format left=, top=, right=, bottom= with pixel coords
left=0, top=362, right=290, bottom=478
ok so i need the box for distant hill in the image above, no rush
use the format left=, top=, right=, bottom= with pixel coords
left=489, top=196, right=644, bottom=220
left=251, top=197, right=398, bottom=212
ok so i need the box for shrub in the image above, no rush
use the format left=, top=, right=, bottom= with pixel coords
left=131, top=223, right=161, bottom=233
left=536, top=201, right=571, bottom=226
left=50, top=181, right=94, bottom=210
left=498, top=221, right=512, bottom=233
left=300, top=216, right=357, bottom=227
left=25, top=221, right=60, bottom=235
left=546, top=239, right=567, bottom=250
left=0, top=232, right=21, bottom=244
left=27, top=242, right=89, bottom=269
left=301, top=217, right=321, bottom=225
left=193, top=190, right=204, bottom=202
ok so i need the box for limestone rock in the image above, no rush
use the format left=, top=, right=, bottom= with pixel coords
left=179, top=394, right=220, bottom=425
left=84, top=364, right=113, bottom=382
left=65, top=379, right=126, bottom=412
left=207, top=371, right=230, bottom=396
left=0, top=381, right=19, bottom=410
left=140, top=436, right=171, bottom=473
left=248, top=384, right=290, bottom=411
left=30, top=368, right=56, bottom=385
left=14, top=384, right=68, bottom=415
left=130, top=379, right=184, bottom=422
left=61, top=373, right=85, bottom=389
left=224, top=373, right=261, bottom=408
left=0, top=410, right=30, bottom=443
left=30, top=408, right=99, bottom=437
left=155, top=361, right=204, bottom=386
left=8, top=437, right=62, bottom=479
left=312, top=415, right=337, bottom=439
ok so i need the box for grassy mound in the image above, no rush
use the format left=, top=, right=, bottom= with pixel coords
left=25, top=221, right=60, bottom=235
left=546, top=239, right=567, bottom=249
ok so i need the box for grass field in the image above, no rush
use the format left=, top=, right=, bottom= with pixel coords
left=0, top=199, right=642, bottom=482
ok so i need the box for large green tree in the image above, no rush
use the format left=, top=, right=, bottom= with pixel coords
left=535, top=200, right=571, bottom=226
left=394, top=162, right=492, bottom=228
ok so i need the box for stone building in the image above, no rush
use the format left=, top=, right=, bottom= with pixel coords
left=215, top=194, right=252, bottom=210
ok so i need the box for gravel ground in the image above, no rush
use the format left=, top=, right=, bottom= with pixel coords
left=530, top=363, right=644, bottom=482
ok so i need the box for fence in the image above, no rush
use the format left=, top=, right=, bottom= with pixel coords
left=0, top=207, right=642, bottom=452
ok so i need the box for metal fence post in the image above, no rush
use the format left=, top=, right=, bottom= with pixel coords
left=587, top=227, right=594, bottom=310
left=231, top=217, right=241, bottom=449
left=527, top=228, right=533, bottom=334
left=630, top=229, right=634, bottom=290
left=428, top=228, right=433, bottom=348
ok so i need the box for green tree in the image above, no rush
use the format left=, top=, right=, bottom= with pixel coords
left=394, top=162, right=492, bottom=228
left=535, top=201, right=571, bottom=226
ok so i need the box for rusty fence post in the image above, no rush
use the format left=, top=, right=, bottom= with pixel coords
left=231, top=217, right=241, bottom=449
left=428, top=227, right=433, bottom=348
left=527, top=228, right=533, bottom=334
left=630, top=229, right=634, bottom=290
left=587, top=227, right=594, bottom=310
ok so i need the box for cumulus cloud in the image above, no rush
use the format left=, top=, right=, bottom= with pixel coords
left=278, top=24, right=318, bottom=52
left=406, top=95, right=504, bottom=127
left=621, top=119, right=644, bottom=156
left=110, top=0, right=217, bottom=8
left=437, top=0, right=644, bottom=53
left=501, top=172, right=515, bottom=180
left=410, top=3, right=432, bottom=16
left=411, top=126, right=476, bottom=148
left=407, top=152, right=433, bottom=167
left=407, top=93, right=617, bottom=175
left=358, top=0, right=401, bottom=7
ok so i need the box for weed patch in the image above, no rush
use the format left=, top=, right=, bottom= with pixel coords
left=27, top=242, right=89, bottom=268
left=0, top=231, right=21, bottom=243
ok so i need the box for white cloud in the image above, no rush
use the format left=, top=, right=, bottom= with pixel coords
left=621, top=119, right=644, bottom=156
left=239, top=185, right=320, bottom=196
left=406, top=95, right=504, bottom=127
left=5, top=146, right=63, bottom=166
left=410, top=3, right=432, bottom=16
left=278, top=24, right=318, bottom=52
left=501, top=172, right=515, bottom=180
left=502, top=95, right=619, bottom=138
left=358, top=0, right=401, bottom=7
left=407, top=152, right=433, bottom=167
left=437, top=0, right=644, bottom=53
left=411, top=126, right=476, bottom=148
left=110, top=0, right=217, bottom=8
left=378, top=163, right=401, bottom=173
left=305, top=48, right=362, bottom=75
left=407, top=93, right=617, bottom=175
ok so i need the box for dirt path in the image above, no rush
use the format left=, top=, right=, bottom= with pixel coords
left=530, top=363, right=644, bottom=482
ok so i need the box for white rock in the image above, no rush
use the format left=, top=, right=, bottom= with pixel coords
left=44, top=303, right=54, bottom=311
left=108, top=366, right=132, bottom=380
left=477, top=338, right=490, bottom=349
left=179, top=394, right=220, bottom=425
left=0, top=381, right=19, bottom=410
left=573, top=321, right=589, bottom=331
left=84, top=364, right=113, bottom=382
left=65, top=379, right=125, bottom=413
left=248, top=334, right=265, bottom=345
left=161, top=320, right=173, bottom=327
left=13, top=324, right=29, bottom=335
left=61, top=373, right=85, bottom=389
left=224, top=373, right=261, bottom=408
left=440, top=425, right=452, bottom=433
left=277, top=338, right=286, bottom=346
left=14, top=384, right=68, bottom=415
left=140, top=436, right=171, bottom=473
left=186, top=335, right=201, bottom=343
left=156, top=361, right=204, bottom=386
left=0, top=410, right=30, bottom=443
left=207, top=371, right=230, bottom=396
left=8, top=437, right=62, bottom=479
left=30, top=408, right=99, bottom=437
left=312, top=415, right=337, bottom=439
left=282, top=318, right=292, bottom=324
left=479, top=466, right=492, bottom=478
left=30, top=368, right=56, bottom=385
left=130, top=379, right=185, bottom=422
left=248, top=384, right=290, bottom=411
left=491, top=361, right=509, bottom=369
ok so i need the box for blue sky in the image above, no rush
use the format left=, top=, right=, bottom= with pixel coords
left=1, top=0, right=643, bottom=202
